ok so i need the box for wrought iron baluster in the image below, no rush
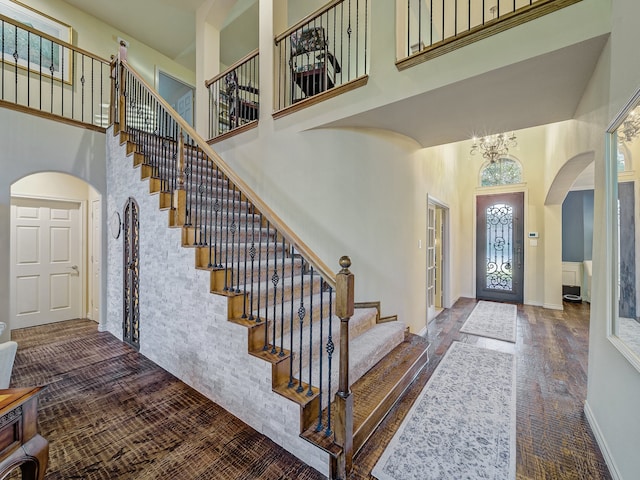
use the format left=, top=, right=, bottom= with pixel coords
left=81, top=54, right=85, bottom=123
left=307, top=267, right=314, bottom=396
left=91, top=58, right=95, bottom=125
left=223, top=174, right=231, bottom=291
left=213, top=166, right=222, bottom=267
left=256, top=213, right=263, bottom=322
left=230, top=185, right=238, bottom=291
left=26, top=31, right=30, bottom=108
left=235, top=186, right=242, bottom=293
left=72, top=51, right=76, bottom=117
left=364, top=0, right=368, bottom=73
left=271, top=232, right=279, bottom=355
left=297, top=260, right=306, bottom=393
left=263, top=220, right=271, bottom=350
left=316, top=281, right=325, bottom=432
left=248, top=206, right=256, bottom=320
left=242, top=196, right=249, bottom=318
left=183, top=128, right=192, bottom=227
left=207, top=164, right=219, bottom=268
left=325, top=286, right=334, bottom=436
left=288, top=250, right=295, bottom=387
left=194, top=142, right=204, bottom=247
left=279, top=236, right=286, bottom=356
left=347, top=0, right=352, bottom=80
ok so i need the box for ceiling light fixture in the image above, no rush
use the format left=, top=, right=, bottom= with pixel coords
left=470, top=132, right=517, bottom=163
left=618, top=108, right=640, bottom=143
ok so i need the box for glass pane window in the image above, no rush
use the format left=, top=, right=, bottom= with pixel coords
left=485, top=203, right=513, bottom=291
left=480, top=157, right=522, bottom=187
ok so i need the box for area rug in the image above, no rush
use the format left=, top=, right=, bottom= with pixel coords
left=372, top=341, right=516, bottom=480
left=460, top=300, right=517, bottom=343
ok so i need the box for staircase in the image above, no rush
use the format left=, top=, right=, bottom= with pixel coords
left=108, top=58, right=430, bottom=478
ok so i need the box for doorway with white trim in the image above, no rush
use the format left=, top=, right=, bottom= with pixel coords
left=426, top=196, right=449, bottom=325
left=9, top=172, right=102, bottom=330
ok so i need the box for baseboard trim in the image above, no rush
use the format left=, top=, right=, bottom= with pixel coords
left=543, top=302, right=564, bottom=310
left=584, top=400, right=622, bottom=480
left=417, top=325, right=427, bottom=337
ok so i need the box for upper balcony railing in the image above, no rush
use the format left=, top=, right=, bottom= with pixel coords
left=0, top=14, right=111, bottom=131
left=273, top=0, right=369, bottom=117
left=397, top=0, right=581, bottom=70
left=205, top=49, right=259, bottom=142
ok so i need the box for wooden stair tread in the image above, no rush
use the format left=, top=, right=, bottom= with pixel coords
left=273, top=380, right=319, bottom=407
left=249, top=344, right=290, bottom=364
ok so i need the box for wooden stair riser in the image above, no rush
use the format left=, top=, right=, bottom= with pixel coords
left=148, top=177, right=163, bottom=194
left=132, top=152, right=145, bottom=167
left=140, top=164, right=157, bottom=180
left=352, top=345, right=430, bottom=455
left=159, top=192, right=172, bottom=210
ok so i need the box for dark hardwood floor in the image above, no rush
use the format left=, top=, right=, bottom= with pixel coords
left=8, top=298, right=610, bottom=479
left=352, top=298, right=611, bottom=480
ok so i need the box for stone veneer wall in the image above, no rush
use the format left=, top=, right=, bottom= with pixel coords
left=105, top=128, right=329, bottom=475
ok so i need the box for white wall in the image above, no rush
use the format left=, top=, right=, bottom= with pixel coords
left=0, top=108, right=107, bottom=342
left=24, top=0, right=195, bottom=88
left=584, top=0, right=640, bottom=478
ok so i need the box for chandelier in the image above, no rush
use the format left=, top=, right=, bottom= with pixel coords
left=470, top=132, right=517, bottom=163
left=618, top=108, right=640, bottom=143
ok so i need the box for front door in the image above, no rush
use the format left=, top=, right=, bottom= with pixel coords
left=10, top=197, right=82, bottom=328
left=476, top=192, right=524, bottom=303
left=123, top=197, right=140, bottom=350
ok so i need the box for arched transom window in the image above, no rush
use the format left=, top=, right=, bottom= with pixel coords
left=480, top=157, right=522, bottom=187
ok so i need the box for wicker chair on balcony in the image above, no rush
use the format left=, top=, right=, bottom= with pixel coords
left=289, top=27, right=341, bottom=103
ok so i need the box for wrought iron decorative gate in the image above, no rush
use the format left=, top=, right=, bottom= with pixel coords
left=123, top=197, right=140, bottom=350
left=476, top=192, right=524, bottom=303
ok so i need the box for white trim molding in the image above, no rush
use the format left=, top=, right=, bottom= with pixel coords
left=584, top=400, right=622, bottom=480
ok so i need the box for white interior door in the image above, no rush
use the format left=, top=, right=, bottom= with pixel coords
left=11, top=197, right=82, bottom=329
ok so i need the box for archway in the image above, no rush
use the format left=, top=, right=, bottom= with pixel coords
left=545, top=151, right=595, bottom=304
left=9, top=172, right=102, bottom=330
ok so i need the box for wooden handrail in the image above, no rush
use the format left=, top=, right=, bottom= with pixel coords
left=0, top=14, right=110, bottom=64
left=274, top=0, right=345, bottom=43
left=120, top=59, right=337, bottom=288
left=205, top=48, right=259, bottom=88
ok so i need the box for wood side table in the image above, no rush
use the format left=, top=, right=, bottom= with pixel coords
left=0, top=387, right=48, bottom=480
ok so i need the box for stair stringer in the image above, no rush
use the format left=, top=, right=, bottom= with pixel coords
left=104, top=127, right=330, bottom=475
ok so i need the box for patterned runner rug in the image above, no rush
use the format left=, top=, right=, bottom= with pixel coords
left=372, top=341, right=516, bottom=480
left=460, top=300, right=517, bottom=342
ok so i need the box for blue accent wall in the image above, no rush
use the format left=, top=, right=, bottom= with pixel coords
left=562, top=190, right=594, bottom=262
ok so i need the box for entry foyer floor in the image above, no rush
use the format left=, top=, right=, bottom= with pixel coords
left=8, top=298, right=610, bottom=479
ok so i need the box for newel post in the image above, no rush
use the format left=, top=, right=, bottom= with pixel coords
left=334, top=256, right=354, bottom=479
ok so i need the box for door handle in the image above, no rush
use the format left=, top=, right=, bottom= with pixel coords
left=71, top=265, right=79, bottom=271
